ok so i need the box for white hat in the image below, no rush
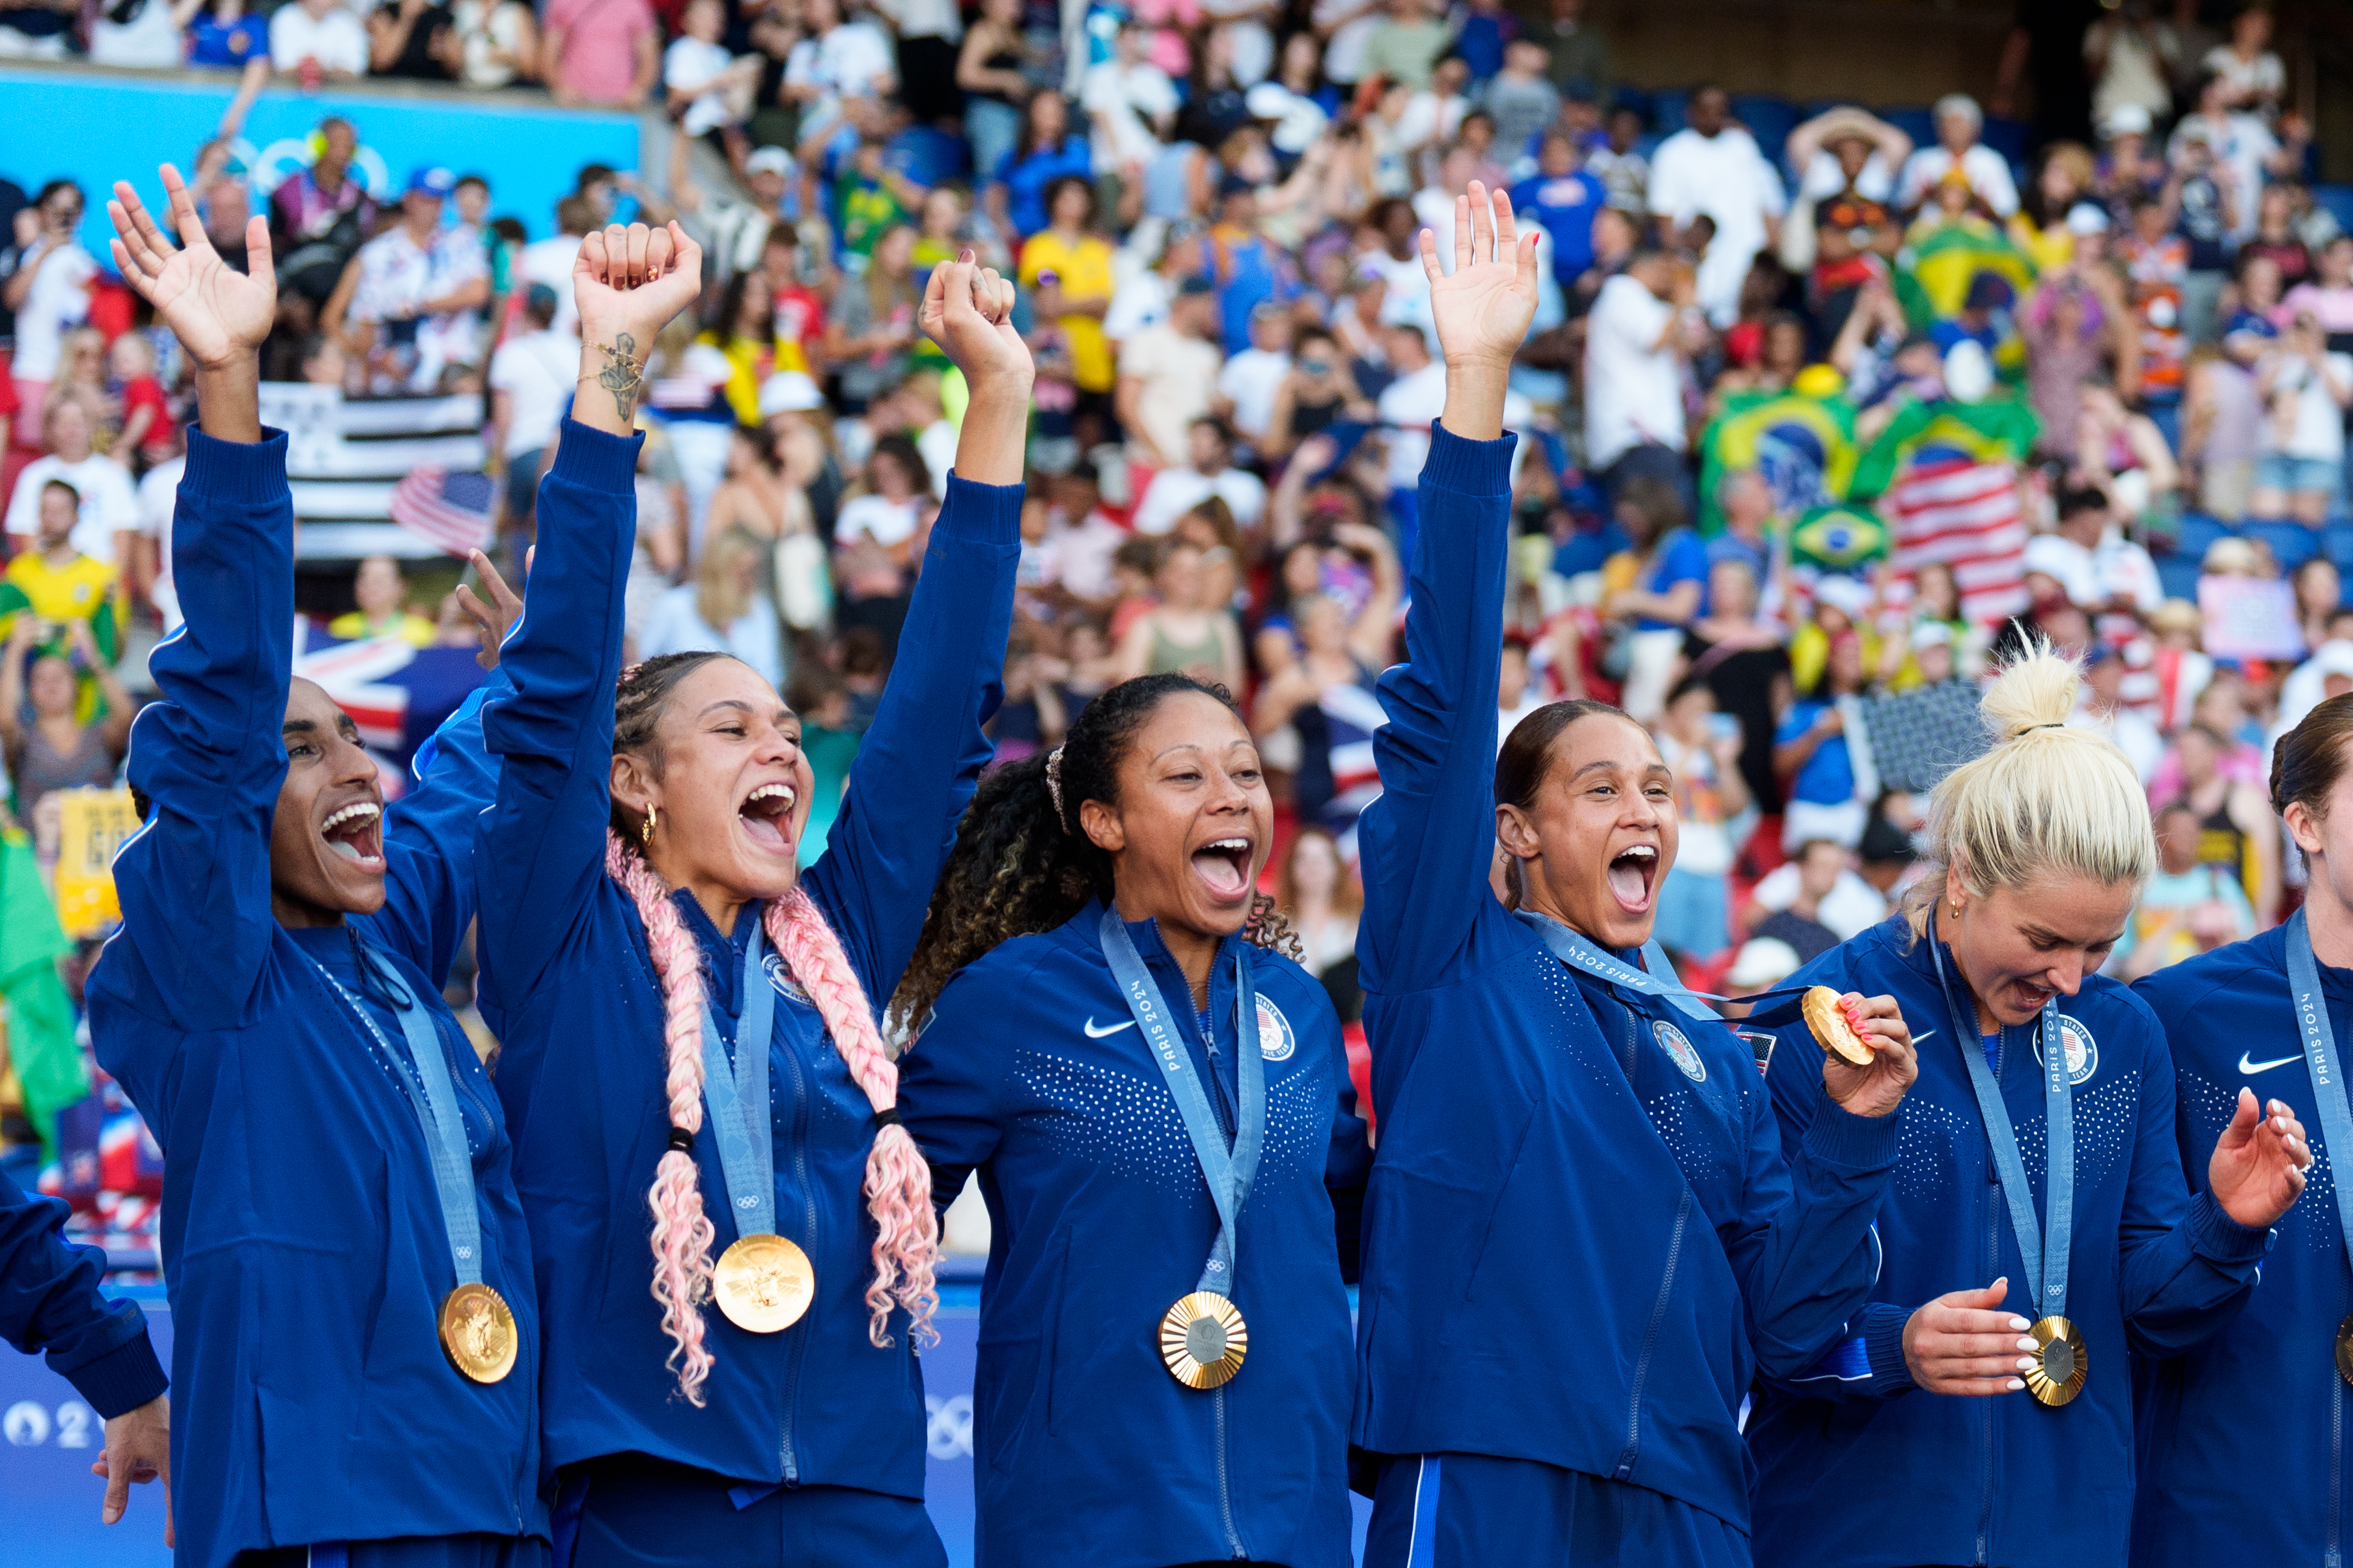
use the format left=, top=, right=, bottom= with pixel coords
left=1813, top=573, right=1873, bottom=617
left=744, top=145, right=793, bottom=178
left=757, top=370, right=825, bottom=416
left=1727, top=937, right=1802, bottom=991
left=1910, top=618, right=1955, bottom=651
left=2065, top=201, right=2110, bottom=236
left=2101, top=103, right=2152, bottom=140
left=1942, top=339, right=1994, bottom=404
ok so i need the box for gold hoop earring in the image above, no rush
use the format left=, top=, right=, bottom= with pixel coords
left=641, top=803, right=658, bottom=846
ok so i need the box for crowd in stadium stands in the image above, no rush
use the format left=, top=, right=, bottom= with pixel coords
left=0, top=0, right=2345, bottom=1217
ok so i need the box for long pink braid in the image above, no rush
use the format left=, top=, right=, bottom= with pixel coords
left=763, top=887, right=941, bottom=1349
left=605, top=831, right=720, bottom=1405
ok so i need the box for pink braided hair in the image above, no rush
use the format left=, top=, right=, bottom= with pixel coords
left=763, top=887, right=940, bottom=1349
left=605, top=832, right=719, bottom=1405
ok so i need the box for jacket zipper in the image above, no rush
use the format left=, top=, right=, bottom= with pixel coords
left=777, top=1024, right=819, bottom=1485
left=1615, top=1185, right=1690, bottom=1481
left=1214, top=1384, right=1247, bottom=1558
left=1974, top=1024, right=2003, bottom=1567
left=2333, top=1262, right=2347, bottom=1568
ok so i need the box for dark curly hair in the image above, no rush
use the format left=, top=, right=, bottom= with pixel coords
left=610, top=650, right=736, bottom=840
left=887, top=672, right=1298, bottom=1034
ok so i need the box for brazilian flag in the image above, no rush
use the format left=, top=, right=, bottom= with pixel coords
left=1789, top=504, right=1889, bottom=571
left=1904, top=215, right=2037, bottom=318
left=1695, top=390, right=1858, bottom=536
left=1849, top=394, right=2043, bottom=499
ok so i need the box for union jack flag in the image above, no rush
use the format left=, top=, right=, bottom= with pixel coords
left=387, top=465, right=497, bottom=556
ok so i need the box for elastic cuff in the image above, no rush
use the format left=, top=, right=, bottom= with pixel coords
left=2184, top=1188, right=2275, bottom=1264
left=1418, top=424, right=1518, bottom=499
left=1861, top=1302, right=1917, bottom=1394
left=60, top=1323, right=168, bottom=1420
left=548, top=419, right=644, bottom=494
left=934, top=473, right=1025, bottom=543
left=1801, top=1096, right=1903, bottom=1170
left=183, top=425, right=290, bottom=506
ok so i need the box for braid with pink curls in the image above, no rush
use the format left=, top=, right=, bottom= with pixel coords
left=763, top=887, right=940, bottom=1349
left=604, top=831, right=721, bottom=1405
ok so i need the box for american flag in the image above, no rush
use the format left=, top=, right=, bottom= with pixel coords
left=1889, top=458, right=2028, bottom=625
left=387, top=465, right=496, bottom=556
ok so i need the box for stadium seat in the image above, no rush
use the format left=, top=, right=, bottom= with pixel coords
left=2155, top=556, right=2203, bottom=603
left=1733, top=94, right=1798, bottom=164
left=2243, top=518, right=2321, bottom=571
left=2171, top=512, right=2231, bottom=562
left=1884, top=107, right=1937, bottom=152
left=2322, top=525, right=2353, bottom=577
left=1648, top=87, right=1687, bottom=136
left=1981, top=117, right=2029, bottom=167
left=2311, top=184, right=2353, bottom=238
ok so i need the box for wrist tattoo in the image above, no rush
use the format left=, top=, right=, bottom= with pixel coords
left=593, top=334, right=644, bottom=423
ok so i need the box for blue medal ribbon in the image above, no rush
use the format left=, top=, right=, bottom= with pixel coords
left=698, top=922, right=779, bottom=1241
left=1929, top=909, right=2074, bottom=1321
left=1514, top=909, right=1822, bottom=1028
left=1098, top=908, right=1264, bottom=1299
left=322, top=938, right=490, bottom=1288
left=2280, top=910, right=2353, bottom=1268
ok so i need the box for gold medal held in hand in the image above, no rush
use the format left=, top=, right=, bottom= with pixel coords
left=1802, top=986, right=1876, bottom=1067
left=2024, top=1315, right=2087, bottom=1407
left=1160, top=1291, right=1248, bottom=1389
left=714, top=1233, right=816, bottom=1333
left=439, top=1282, right=519, bottom=1384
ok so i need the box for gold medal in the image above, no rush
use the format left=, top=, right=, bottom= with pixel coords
left=713, top=1233, right=816, bottom=1333
left=2023, top=1315, right=2087, bottom=1407
left=2337, top=1314, right=2353, bottom=1386
left=439, top=1282, right=518, bottom=1384
left=1801, top=986, right=1876, bottom=1067
left=1159, top=1291, right=1248, bottom=1389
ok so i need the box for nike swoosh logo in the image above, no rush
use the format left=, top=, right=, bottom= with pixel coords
left=2240, top=1052, right=2304, bottom=1075
left=1083, top=1017, right=1137, bottom=1038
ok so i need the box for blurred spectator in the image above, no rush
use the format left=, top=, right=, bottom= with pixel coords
left=2084, top=2, right=2183, bottom=135
left=992, top=92, right=1094, bottom=241
left=1359, top=0, right=1447, bottom=90
left=2113, top=799, right=2257, bottom=979
left=1, top=615, right=132, bottom=824
left=2071, top=640, right=2164, bottom=782
left=1083, top=20, right=1180, bottom=178
left=1534, top=0, right=1609, bottom=105
left=1650, top=676, right=1749, bottom=961
left=1277, top=825, right=1360, bottom=978
left=1685, top=556, right=1789, bottom=810
left=272, top=120, right=378, bottom=318
left=2023, top=484, right=2162, bottom=617
left=486, top=283, right=578, bottom=538
left=1774, top=627, right=1869, bottom=848
left=1117, top=277, right=1225, bottom=472
left=1742, top=838, right=1854, bottom=966
left=2250, top=310, right=2353, bottom=527
left=447, top=0, right=536, bottom=87
left=2283, top=234, right=2353, bottom=348
left=272, top=0, right=370, bottom=78
left=1895, top=94, right=2018, bottom=217
left=1020, top=177, right=1117, bottom=421
left=327, top=555, right=438, bottom=645
left=369, top=0, right=456, bottom=81
left=7, top=402, right=137, bottom=569
left=1647, top=84, right=1783, bottom=328
left=1134, top=417, right=1265, bottom=535
left=333, top=166, right=490, bottom=394
left=1116, top=537, right=1241, bottom=688
left=1215, top=303, right=1293, bottom=450
left=544, top=0, right=659, bottom=109
left=2205, top=5, right=2284, bottom=122
left=1584, top=247, right=1701, bottom=499
left=2154, top=721, right=2279, bottom=927
left=639, top=525, right=788, bottom=687
left=665, top=0, right=763, bottom=139
left=90, top=0, right=207, bottom=67
left=1513, top=130, right=1604, bottom=294
left=957, top=0, right=1030, bottom=190
left=2171, top=68, right=2304, bottom=245
left=5, top=180, right=92, bottom=449
left=2, top=479, right=118, bottom=656
left=0, top=0, right=77, bottom=56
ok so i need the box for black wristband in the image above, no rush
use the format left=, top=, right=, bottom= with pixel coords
left=667, top=1125, right=695, bottom=1154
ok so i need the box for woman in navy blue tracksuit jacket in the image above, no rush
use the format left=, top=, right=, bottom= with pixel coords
left=471, top=249, right=1028, bottom=1565
left=1350, top=187, right=1918, bottom=1568
left=87, top=170, right=544, bottom=1568
left=1747, top=651, right=2309, bottom=1568
left=891, top=672, right=1371, bottom=1568
left=2130, top=697, right=2353, bottom=1568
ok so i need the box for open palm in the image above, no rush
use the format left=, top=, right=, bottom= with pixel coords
left=108, top=164, right=274, bottom=369
left=1421, top=182, right=1542, bottom=369
left=2208, top=1087, right=2309, bottom=1230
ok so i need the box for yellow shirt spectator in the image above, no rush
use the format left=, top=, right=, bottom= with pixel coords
left=1020, top=228, right=1117, bottom=394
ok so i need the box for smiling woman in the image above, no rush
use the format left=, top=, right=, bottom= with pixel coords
left=887, top=672, right=1371, bottom=1568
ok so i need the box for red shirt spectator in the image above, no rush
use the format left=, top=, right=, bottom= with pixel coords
left=544, top=0, right=660, bottom=108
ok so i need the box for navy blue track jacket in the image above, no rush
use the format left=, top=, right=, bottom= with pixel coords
left=475, top=419, right=1021, bottom=1496
left=88, top=428, right=542, bottom=1567
left=898, top=902, right=1370, bottom=1568
left=1748, top=917, right=2272, bottom=1568
left=1350, top=426, right=1902, bottom=1532
left=0, top=1165, right=166, bottom=1416
left=2132, top=928, right=2350, bottom=1568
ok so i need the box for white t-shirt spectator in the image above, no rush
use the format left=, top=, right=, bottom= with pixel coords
left=2170, top=111, right=2279, bottom=243
left=1310, top=0, right=1380, bottom=83
left=2259, top=350, right=2353, bottom=461
left=1117, top=322, right=1222, bottom=468
left=518, top=234, right=584, bottom=337
left=636, top=584, right=785, bottom=688
left=137, top=455, right=184, bottom=631
left=1895, top=143, right=2019, bottom=217
left=1797, top=148, right=1897, bottom=203
left=1132, top=465, right=1268, bottom=536
left=1749, top=862, right=1887, bottom=941
left=2201, top=44, right=2283, bottom=111
left=783, top=21, right=895, bottom=137
left=2021, top=527, right=2165, bottom=613
left=270, top=3, right=369, bottom=74
left=1081, top=59, right=1180, bottom=169
left=1376, top=359, right=1448, bottom=492
left=6, top=452, right=141, bottom=566
left=834, top=493, right=921, bottom=549
left=1216, top=347, right=1289, bottom=442
left=487, top=327, right=583, bottom=458
left=1044, top=510, right=1126, bottom=602
left=11, top=242, right=96, bottom=381
left=1583, top=273, right=1684, bottom=471
left=664, top=36, right=742, bottom=137
left=1103, top=269, right=1175, bottom=345
left=351, top=222, right=491, bottom=390
left=1647, top=126, right=1787, bottom=326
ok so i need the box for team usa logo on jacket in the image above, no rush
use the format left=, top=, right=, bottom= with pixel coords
left=1654, top=1019, right=1706, bottom=1082
left=2033, top=1013, right=2099, bottom=1086
left=1255, top=997, right=1296, bottom=1062
left=762, top=952, right=814, bottom=1006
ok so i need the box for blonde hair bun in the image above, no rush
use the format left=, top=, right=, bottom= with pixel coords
left=1976, top=644, right=2081, bottom=743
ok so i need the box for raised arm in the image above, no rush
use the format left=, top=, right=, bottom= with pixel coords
left=476, top=222, right=704, bottom=1010
left=805, top=256, right=1031, bottom=998
left=95, top=164, right=285, bottom=1036
left=1354, top=183, right=1538, bottom=996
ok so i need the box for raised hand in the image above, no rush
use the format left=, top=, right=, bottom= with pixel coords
left=2208, top=1088, right=2309, bottom=1230
left=1820, top=990, right=1919, bottom=1120
left=454, top=547, right=527, bottom=670
left=920, top=251, right=1031, bottom=390
left=107, top=164, right=274, bottom=370
left=573, top=221, right=704, bottom=431
left=1420, top=181, right=1541, bottom=375
left=1902, top=1278, right=2035, bottom=1397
